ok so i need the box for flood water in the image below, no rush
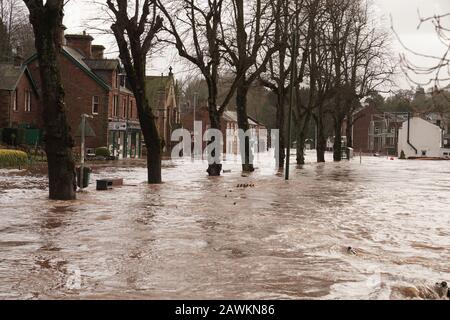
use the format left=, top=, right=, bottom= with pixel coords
left=0, top=151, right=449, bottom=300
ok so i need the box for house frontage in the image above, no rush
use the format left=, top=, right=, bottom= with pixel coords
left=24, top=30, right=142, bottom=158
left=398, top=117, right=450, bottom=159
left=0, top=60, right=41, bottom=145
left=181, top=107, right=268, bottom=155
left=145, top=69, right=181, bottom=154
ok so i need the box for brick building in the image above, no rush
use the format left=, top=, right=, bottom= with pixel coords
left=0, top=60, right=40, bottom=129
left=145, top=69, right=181, bottom=153
left=181, top=107, right=267, bottom=154
left=351, top=103, right=407, bottom=155
left=24, top=30, right=142, bottom=158
left=351, top=103, right=379, bottom=153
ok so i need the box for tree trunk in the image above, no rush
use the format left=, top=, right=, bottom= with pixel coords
left=236, top=80, right=254, bottom=173
left=26, top=0, right=76, bottom=200
left=316, top=107, right=326, bottom=163
left=296, top=112, right=311, bottom=165
left=345, top=115, right=353, bottom=160
left=333, top=116, right=344, bottom=162
left=276, top=91, right=286, bottom=168
left=136, top=92, right=162, bottom=184
left=206, top=92, right=222, bottom=176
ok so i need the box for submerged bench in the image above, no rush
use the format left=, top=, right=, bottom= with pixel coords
left=96, top=178, right=123, bottom=191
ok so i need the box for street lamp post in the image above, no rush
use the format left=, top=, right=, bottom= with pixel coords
left=193, top=92, right=199, bottom=157
left=79, top=113, right=93, bottom=192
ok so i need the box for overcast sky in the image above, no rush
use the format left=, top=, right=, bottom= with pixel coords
left=63, top=0, right=450, bottom=91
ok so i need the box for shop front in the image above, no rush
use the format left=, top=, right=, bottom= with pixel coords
left=108, top=121, right=142, bottom=159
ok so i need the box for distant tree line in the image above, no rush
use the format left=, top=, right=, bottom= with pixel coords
left=0, top=0, right=34, bottom=62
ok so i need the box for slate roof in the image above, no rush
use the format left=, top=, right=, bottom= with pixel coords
left=223, top=110, right=259, bottom=126
left=145, top=75, right=172, bottom=108
left=84, top=59, right=119, bottom=71
left=0, top=63, right=24, bottom=90
left=0, top=63, right=39, bottom=95
left=23, top=46, right=120, bottom=92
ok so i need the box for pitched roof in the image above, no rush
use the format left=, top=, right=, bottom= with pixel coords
left=0, top=63, right=39, bottom=95
left=23, top=46, right=113, bottom=91
left=84, top=59, right=119, bottom=71
left=145, top=75, right=173, bottom=107
left=223, top=110, right=258, bottom=126
left=0, top=63, right=23, bottom=90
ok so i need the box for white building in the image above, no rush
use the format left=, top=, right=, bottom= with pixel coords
left=398, top=117, right=450, bottom=159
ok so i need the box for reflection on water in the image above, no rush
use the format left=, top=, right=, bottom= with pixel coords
left=0, top=151, right=449, bottom=299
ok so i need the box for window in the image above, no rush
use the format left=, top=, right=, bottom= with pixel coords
left=12, top=90, right=18, bottom=111
left=92, top=96, right=100, bottom=115
left=129, top=100, right=133, bottom=119
left=113, top=95, right=119, bottom=117
left=24, top=90, right=31, bottom=112
left=114, top=73, right=118, bottom=88
left=122, top=98, right=127, bottom=118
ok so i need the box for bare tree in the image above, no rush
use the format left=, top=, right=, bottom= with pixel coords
left=321, top=0, right=393, bottom=161
left=395, top=12, right=450, bottom=89
left=157, top=0, right=239, bottom=176
left=106, top=0, right=164, bottom=183
left=259, top=0, right=295, bottom=168
left=342, top=3, right=394, bottom=157
left=23, top=0, right=76, bottom=200
left=219, top=0, right=280, bottom=172
left=393, top=11, right=450, bottom=118
left=1, top=0, right=34, bottom=61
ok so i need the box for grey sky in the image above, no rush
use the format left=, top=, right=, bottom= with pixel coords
left=63, top=0, right=450, bottom=91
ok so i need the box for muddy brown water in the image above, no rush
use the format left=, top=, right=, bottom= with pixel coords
left=0, top=152, right=449, bottom=299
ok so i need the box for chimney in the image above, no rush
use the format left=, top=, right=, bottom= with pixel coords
left=12, top=47, right=23, bottom=67
left=91, top=45, right=105, bottom=59
left=13, top=54, right=23, bottom=67
left=65, top=31, right=94, bottom=58
left=57, top=24, right=67, bottom=47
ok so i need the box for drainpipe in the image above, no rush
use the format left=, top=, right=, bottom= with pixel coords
left=407, top=113, right=418, bottom=155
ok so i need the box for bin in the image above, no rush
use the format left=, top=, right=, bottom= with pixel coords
left=76, top=166, right=91, bottom=188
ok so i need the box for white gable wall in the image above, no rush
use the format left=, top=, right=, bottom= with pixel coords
left=398, top=117, right=443, bottom=158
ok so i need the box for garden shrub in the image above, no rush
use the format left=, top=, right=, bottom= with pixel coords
left=95, top=147, right=110, bottom=158
left=0, top=149, right=28, bottom=168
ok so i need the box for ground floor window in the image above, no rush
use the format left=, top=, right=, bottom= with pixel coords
left=108, top=130, right=142, bottom=159
left=25, top=90, right=31, bottom=112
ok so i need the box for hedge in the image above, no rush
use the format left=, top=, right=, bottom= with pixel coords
left=0, top=149, right=29, bottom=168
left=95, top=147, right=111, bottom=157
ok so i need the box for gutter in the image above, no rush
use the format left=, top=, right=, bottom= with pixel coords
left=407, top=113, right=418, bottom=155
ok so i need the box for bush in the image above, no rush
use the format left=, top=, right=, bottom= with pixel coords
left=400, top=150, right=406, bottom=160
left=0, top=149, right=28, bottom=168
left=95, top=147, right=110, bottom=157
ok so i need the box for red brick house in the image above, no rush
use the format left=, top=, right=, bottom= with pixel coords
left=24, top=30, right=142, bottom=158
left=145, top=69, right=181, bottom=153
left=351, top=103, right=380, bottom=153
left=0, top=60, right=40, bottom=129
left=181, top=107, right=267, bottom=154
left=351, top=103, right=404, bottom=155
